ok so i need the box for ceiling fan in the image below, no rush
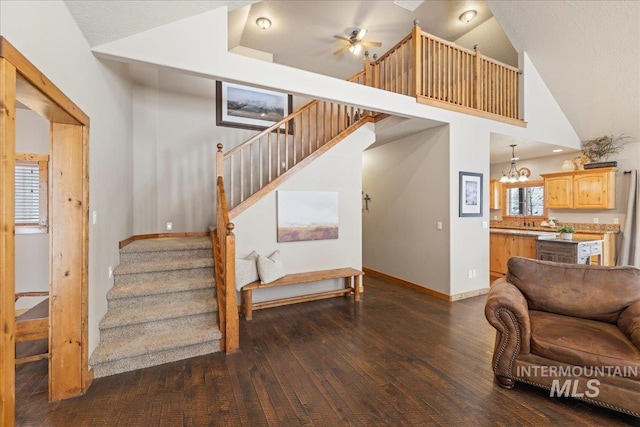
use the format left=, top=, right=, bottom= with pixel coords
left=333, top=28, right=382, bottom=56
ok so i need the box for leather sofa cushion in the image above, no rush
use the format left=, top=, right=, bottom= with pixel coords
left=530, top=310, right=640, bottom=379
left=507, top=257, right=640, bottom=323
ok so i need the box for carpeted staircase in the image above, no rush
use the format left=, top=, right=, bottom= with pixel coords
left=89, top=236, right=222, bottom=378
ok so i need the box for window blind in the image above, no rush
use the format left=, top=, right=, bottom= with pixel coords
left=15, top=163, right=40, bottom=224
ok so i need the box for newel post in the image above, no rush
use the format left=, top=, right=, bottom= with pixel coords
left=412, top=20, right=422, bottom=97
left=473, top=44, right=482, bottom=110
left=372, top=53, right=380, bottom=89
left=224, top=222, right=239, bottom=353
left=216, top=143, right=223, bottom=177
left=363, top=51, right=372, bottom=87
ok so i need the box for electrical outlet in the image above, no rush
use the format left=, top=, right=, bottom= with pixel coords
left=108, top=266, right=113, bottom=278
left=468, top=270, right=473, bottom=279
left=166, top=222, right=173, bottom=231
left=593, top=217, right=599, bottom=224
left=614, top=218, right=619, bottom=224
left=436, top=221, right=443, bottom=230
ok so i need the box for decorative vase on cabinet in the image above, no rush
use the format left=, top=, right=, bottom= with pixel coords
left=562, top=160, right=575, bottom=171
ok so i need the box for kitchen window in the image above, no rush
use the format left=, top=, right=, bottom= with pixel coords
left=503, top=180, right=546, bottom=218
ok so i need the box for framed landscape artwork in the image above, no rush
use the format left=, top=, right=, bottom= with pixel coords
left=277, top=191, right=339, bottom=242
left=459, top=171, right=483, bottom=217
left=216, top=81, right=292, bottom=132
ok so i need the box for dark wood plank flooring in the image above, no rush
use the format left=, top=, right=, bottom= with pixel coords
left=16, top=275, right=640, bottom=426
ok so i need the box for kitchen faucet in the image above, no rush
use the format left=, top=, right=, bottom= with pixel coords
left=522, top=197, right=534, bottom=227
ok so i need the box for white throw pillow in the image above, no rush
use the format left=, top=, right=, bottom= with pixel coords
left=257, top=250, right=286, bottom=284
left=235, top=250, right=259, bottom=291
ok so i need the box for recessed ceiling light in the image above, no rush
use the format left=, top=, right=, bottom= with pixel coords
left=553, top=149, right=563, bottom=153
left=256, top=17, right=272, bottom=30
left=459, top=10, right=477, bottom=24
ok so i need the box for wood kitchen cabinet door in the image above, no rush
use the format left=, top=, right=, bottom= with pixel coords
left=574, top=170, right=615, bottom=209
left=490, top=234, right=538, bottom=278
left=542, top=168, right=616, bottom=210
left=545, top=175, right=573, bottom=209
left=490, top=233, right=509, bottom=277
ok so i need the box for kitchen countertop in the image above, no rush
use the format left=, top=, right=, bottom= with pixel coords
left=490, top=228, right=558, bottom=238
left=536, top=236, right=604, bottom=243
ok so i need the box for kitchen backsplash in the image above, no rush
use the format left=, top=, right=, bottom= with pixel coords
left=490, top=219, right=620, bottom=233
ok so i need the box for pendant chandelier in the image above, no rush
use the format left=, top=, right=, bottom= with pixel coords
left=499, top=144, right=528, bottom=183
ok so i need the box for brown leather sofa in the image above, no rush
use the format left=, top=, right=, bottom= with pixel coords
left=485, top=257, right=640, bottom=417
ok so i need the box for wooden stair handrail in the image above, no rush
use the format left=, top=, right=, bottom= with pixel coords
left=220, top=95, right=374, bottom=211
left=223, top=99, right=320, bottom=159
left=228, top=115, right=375, bottom=218
left=344, top=22, right=523, bottom=124
left=212, top=173, right=238, bottom=354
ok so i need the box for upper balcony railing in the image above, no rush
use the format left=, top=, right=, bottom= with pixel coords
left=349, top=22, right=523, bottom=126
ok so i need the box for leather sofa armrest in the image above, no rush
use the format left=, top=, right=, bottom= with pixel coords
left=618, top=300, right=640, bottom=351
left=485, top=279, right=532, bottom=380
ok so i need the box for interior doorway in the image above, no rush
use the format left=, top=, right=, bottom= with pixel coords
left=1, top=37, right=91, bottom=427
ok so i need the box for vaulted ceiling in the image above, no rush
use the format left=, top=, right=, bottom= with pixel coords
left=64, top=1, right=639, bottom=163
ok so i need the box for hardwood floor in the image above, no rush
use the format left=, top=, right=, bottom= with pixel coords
left=16, top=275, right=640, bottom=426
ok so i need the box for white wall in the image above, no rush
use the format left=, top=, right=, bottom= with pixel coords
left=448, top=119, right=493, bottom=297
left=131, top=66, right=311, bottom=234
left=132, top=67, right=259, bottom=233
left=454, top=17, right=518, bottom=67
left=362, top=125, right=451, bottom=294
left=1, top=0, right=134, bottom=353
left=91, top=7, right=580, bottom=301
left=490, top=142, right=640, bottom=226
left=14, top=109, right=49, bottom=310
left=232, top=124, right=375, bottom=301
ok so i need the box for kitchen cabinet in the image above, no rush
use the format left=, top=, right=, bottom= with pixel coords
left=542, top=168, right=616, bottom=209
left=489, top=179, right=502, bottom=210
left=490, top=232, right=540, bottom=278
left=574, top=232, right=617, bottom=266
left=537, top=239, right=603, bottom=265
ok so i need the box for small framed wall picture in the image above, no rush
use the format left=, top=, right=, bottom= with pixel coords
left=459, top=171, right=483, bottom=217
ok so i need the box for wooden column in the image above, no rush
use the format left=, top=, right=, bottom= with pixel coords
left=473, top=47, right=482, bottom=110
left=411, top=22, right=422, bottom=97
left=224, top=224, right=238, bottom=353
left=49, top=123, right=87, bottom=401
left=216, top=143, right=223, bottom=177
left=0, top=57, right=17, bottom=427
left=363, top=55, right=371, bottom=87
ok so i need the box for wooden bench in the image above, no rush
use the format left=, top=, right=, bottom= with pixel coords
left=241, top=267, right=363, bottom=320
left=15, top=293, right=50, bottom=365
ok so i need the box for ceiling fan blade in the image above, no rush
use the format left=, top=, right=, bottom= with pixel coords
left=333, top=35, right=351, bottom=42
left=333, top=44, right=350, bottom=55
left=361, top=40, right=382, bottom=48
left=356, top=28, right=367, bottom=41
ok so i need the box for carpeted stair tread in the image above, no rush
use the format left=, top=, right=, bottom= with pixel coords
left=92, top=236, right=222, bottom=377
left=90, top=323, right=221, bottom=364
left=120, top=237, right=212, bottom=254
left=114, top=257, right=213, bottom=275
left=107, top=277, right=214, bottom=300
left=100, top=299, right=217, bottom=329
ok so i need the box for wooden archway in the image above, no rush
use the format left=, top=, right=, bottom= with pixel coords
left=0, top=37, right=91, bottom=426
